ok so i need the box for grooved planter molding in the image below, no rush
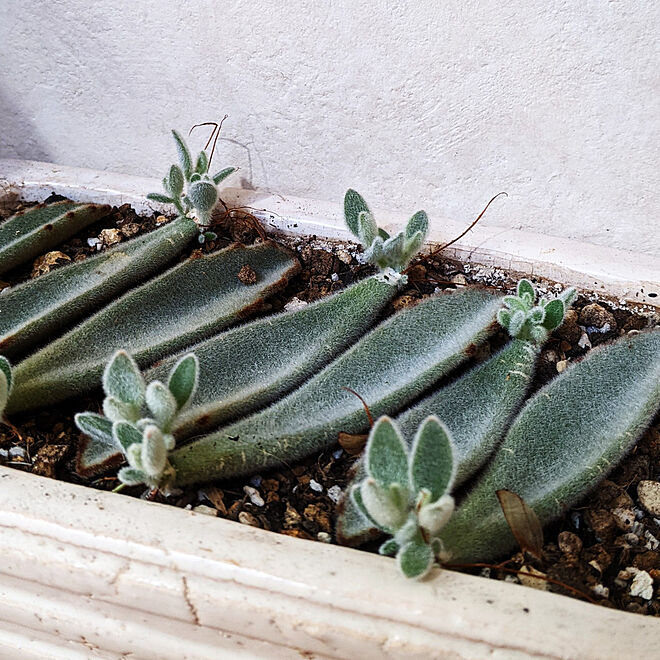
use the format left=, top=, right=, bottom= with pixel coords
left=0, top=160, right=659, bottom=659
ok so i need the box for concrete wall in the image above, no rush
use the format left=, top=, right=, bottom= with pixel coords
left=1, top=1, right=658, bottom=256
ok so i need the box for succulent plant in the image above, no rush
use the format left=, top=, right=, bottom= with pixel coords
left=0, top=216, right=198, bottom=358
left=76, top=350, right=199, bottom=490
left=497, top=278, right=576, bottom=345
left=0, top=201, right=111, bottom=275
left=148, top=274, right=400, bottom=437
left=167, top=288, right=502, bottom=487
left=337, top=279, right=576, bottom=545
left=7, top=241, right=300, bottom=413
left=147, top=130, right=236, bottom=235
left=351, top=415, right=456, bottom=579
left=0, top=357, right=12, bottom=422
left=344, top=189, right=428, bottom=273
left=440, top=328, right=660, bottom=563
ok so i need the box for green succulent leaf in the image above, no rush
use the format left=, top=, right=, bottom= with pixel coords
left=503, top=295, right=527, bottom=312
left=212, top=167, right=236, bottom=185
left=195, top=151, right=209, bottom=174
left=405, top=210, right=428, bottom=240
left=517, top=279, right=535, bottom=301
left=397, top=537, right=434, bottom=579
left=0, top=371, right=8, bottom=419
left=172, top=130, right=193, bottom=180
left=357, top=210, right=378, bottom=248
left=75, top=412, right=113, bottom=444
left=528, top=306, right=545, bottom=325
left=379, top=538, right=399, bottom=556
left=378, top=227, right=390, bottom=241
left=118, top=466, right=147, bottom=487
left=167, top=353, right=199, bottom=410
left=360, top=478, right=409, bottom=532
left=0, top=356, right=12, bottom=395
left=497, top=308, right=512, bottom=329
left=168, top=164, right=185, bottom=198
left=542, top=298, right=565, bottom=330
left=112, top=421, right=143, bottom=453
left=344, top=189, right=371, bottom=239
left=141, top=425, right=168, bottom=476
left=365, top=416, right=409, bottom=488
left=188, top=181, right=218, bottom=212
left=508, top=310, right=526, bottom=337
left=146, top=380, right=178, bottom=430
left=409, top=416, right=455, bottom=502
left=559, top=287, right=577, bottom=308
left=103, top=350, right=146, bottom=409
left=103, top=396, right=139, bottom=423
left=146, top=193, right=175, bottom=204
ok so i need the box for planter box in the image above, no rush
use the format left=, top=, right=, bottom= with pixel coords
left=1, top=160, right=659, bottom=659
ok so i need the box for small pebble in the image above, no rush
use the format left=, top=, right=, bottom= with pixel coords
left=243, top=485, right=265, bottom=507
left=332, top=448, right=343, bottom=460
left=192, top=505, right=217, bottom=517
left=0, top=449, right=8, bottom=460
left=451, top=273, right=468, bottom=286
left=238, top=511, right=260, bottom=527
left=592, top=584, right=610, bottom=598
left=629, top=569, right=654, bottom=600
left=284, top=297, right=308, bottom=312
left=336, top=250, right=352, bottom=265
left=87, top=237, right=101, bottom=248
left=317, top=532, right=332, bottom=543
left=577, top=331, right=592, bottom=349
left=558, top=531, right=583, bottom=556
left=8, top=446, right=25, bottom=459
left=556, top=359, right=568, bottom=373
left=637, top=480, right=660, bottom=517
left=99, top=228, right=122, bottom=246
left=326, top=485, right=343, bottom=503
left=331, top=273, right=339, bottom=282
left=309, top=479, right=323, bottom=493
left=284, top=504, right=302, bottom=527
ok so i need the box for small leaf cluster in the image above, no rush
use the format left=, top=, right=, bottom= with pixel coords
left=351, top=415, right=456, bottom=579
left=344, top=189, right=428, bottom=273
left=0, top=357, right=12, bottom=420
left=75, top=350, right=198, bottom=490
left=147, top=130, right=236, bottom=241
left=497, top=278, right=577, bottom=344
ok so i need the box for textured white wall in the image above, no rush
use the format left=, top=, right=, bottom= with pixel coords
left=1, top=1, right=658, bottom=256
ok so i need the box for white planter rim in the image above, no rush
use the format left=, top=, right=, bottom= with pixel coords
left=0, top=159, right=658, bottom=659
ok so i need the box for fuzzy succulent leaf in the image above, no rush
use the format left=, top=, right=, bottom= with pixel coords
left=169, top=288, right=501, bottom=486
left=188, top=180, right=218, bottom=212
left=141, top=425, right=168, bottom=476
left=212, top=167, right=236, bottom=185
left=0, top=357, right=11, bottom=395
left=103, top=396, right=140, bottom=423
left=167, top=353, right=199, bottom=410
left=405, top=210, right=428, bottom=240
left=148, top=276, right=398, bottom=437
left=542, top=299, right=565, bottom=330
left=440, top=329, right=660, bottom=563
left=517, top=279, right=535, bottom=301
left=0, top=217, right=198, bottom=359
left=397, top=536, right=434, bottom=579
left=0, top=201, right=110, bottom=276
left=75, top=412, right=117, bottom=474
left=357, top=210, right=378, bottom=248
left=146, top=381, right=178, bottom=430
left=172, top=130, right=193, bottom=179
left=112, top=420, right=142, bottom=453
left=365, top=416, right=409, bottom=488
left=168, top=164, right=185, bottom=197
left=8, top=241, right=299, bottom=413
left=195, top=151, right=209, bottom=174
left=417, top=493, right=455, bottom=538
left=337, top=339, right=539, bottom=546
left=409, top=417, right=454, bottom=502
left=103, top=350, right=146, bottom=409
left=118, top=466, right=148, bottom=486
left=379, top=538, right=399, bottom=556
left=360, top=478, right=409, bottom=532
left=146, top=193, right=174, bottom=204
left=344, top=189, right=372, bottom=239
left=0, top=370, right=9, bottom=419
left=378, top=227, right=390, bottom=241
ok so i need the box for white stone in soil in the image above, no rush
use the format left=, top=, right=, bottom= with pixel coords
left=629, top=569, right=654, bottom=600
left=637, top=480, right=660, bottom=518
left=326, top=485, right=342, bottom=503
left=243, top=485, right=265, bottom=507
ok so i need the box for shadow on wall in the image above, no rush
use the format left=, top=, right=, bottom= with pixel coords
left=0, top=86, right=51, bottom=162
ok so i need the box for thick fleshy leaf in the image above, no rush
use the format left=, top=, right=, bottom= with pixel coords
left=75, top=412, right=117, bottom=474
left=360, top=478, right=408, bottom=532
left=357, top=210, right=377, bottom=248
left=379, top=538, right=399, bottom=556
left=212, top=167, right=236, bottom=185
left=366, top=417, right=408, bottom=487
left=542, top=299, right=565, bottom=330
left=141, top=425, right=167, bottom=476
left=508, top=310, right=525, bottom=337
left=0, top=357, right=11, bottom=393
left=195, top=151, right=209, bottom=174
left=517, top=279, right=535, bottom=301
left=409, top=416, right=455, bottom=502
left=103, top=396, right=139, bottom=423
left=168, top=164, right=185, bottom=197
left=0, top=370, right=8, bottom=418
left=417, top=493, right=455, bottom=538
left=146, top=381, right=178, bottom=429
left=112, top=421, right=143, bottom=453
left=188, top=181, right=218, bottom=212
left=172, top=130, right=192, bottom=179
left=103, top=351, right=145, bottom=408
left=118, top=467, right=147, bottom=486
left=397, top=538, right=434, bottom=579
left=441, top=329, right=660, bottom=563
left=167, top=353, right=199, bottom=410
left=146, top=192, right=174, bottom=204
left=405, top=210, right=428, bottom=240
left=343, top=189, right=371, bottom=239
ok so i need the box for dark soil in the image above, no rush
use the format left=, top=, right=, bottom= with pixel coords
left=1, top=192, right=659, bottom=616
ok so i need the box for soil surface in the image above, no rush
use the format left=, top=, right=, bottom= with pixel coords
left=1, top=191, right=660, bottom=616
